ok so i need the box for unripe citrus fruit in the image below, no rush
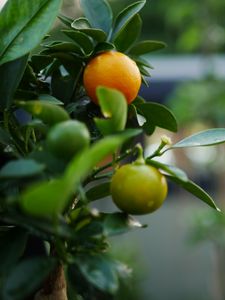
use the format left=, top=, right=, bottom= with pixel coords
left=46, top=120, right=90, bottom=160
left=83, top=51, right=141, bottom=104
left=110, top=163, right=168, bottom=215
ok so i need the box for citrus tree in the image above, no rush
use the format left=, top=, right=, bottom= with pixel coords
left=0, top=0, right=224, bottom=299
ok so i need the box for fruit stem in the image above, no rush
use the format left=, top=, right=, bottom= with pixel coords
left=134, top=143, right=145, bottom=165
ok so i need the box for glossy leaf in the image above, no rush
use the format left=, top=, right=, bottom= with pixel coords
left=0, top=159, right=45, bottom=179
left=0, top=228, right=28, bottom=274
left=80, top=0, right=113, bottom=35
left=44, top=41, right=84, bottom=55
left=75, top=254, right=119, bottom=293
left=136, top=102, right=177, bottom=135
left=146, top=159, right=188, bottom=182
left=94, top=42, right=115, bottom=54
left=95, top=87, right=127, bottom=135
left=103, top=212, right=144, bottom=236
left=129, top=40, right=167, bottom=55
left=86, top=181, right=111, bottom=202
left=112, top=1, right=146, bottom=40
left=16, top=100, right=70, bottom=126
left=62, top=30, right=94, bottom=54
left=0, top=55, right=28, bottom=110
left=71, top=18, right=107, bottom=42
left=171, top=128, right=225, bottom=149
left=38, top=94, right=64, bottom=105
left=114, top=14, right=142, bottom=52
left=2, top=257, right=57, bottom=300
left=131, top=56, right=154, bottom=69
left=58, top=14, right=73, bottom=27
left=167, top=175, right=220, bottom=211
left=0, top=0, right=62, bottom=65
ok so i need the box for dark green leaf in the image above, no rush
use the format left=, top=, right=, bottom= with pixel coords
left=95, top=87, right=127, bottom=135
left=112, top=1, right=146, bottom=40
left=80, top=0, right=113, bottom=34
left=0, top=159, right=45, bottom=179
left=131, top=56, right=154, bottom=69
left=0, top=55, right=28, bottom=110
left=114, top=14, right=142, bottom=52
left=71, top=18, right=107, bottom=42
left=103, top=213, right=144, bottom=236
left=167, top=175, right=220, bottom=211
left=146, top=159, right=188, bottom=182
left=62, top=30, right=94, bottom=54
left=136, top=102, right=178, bottom=135
left=44, top=41, right=84, bottom=55
left=129, top=40, right=167, bottom=55
left=86, top=182, right=110, bottom=202
left=0, top=127, right=12, bottom=146
left=75, top=254, right=119, bottom=293
left=0, top=228, right=28, bottom=274
left=3, top=257, right=57, bottom=300
left=171, top=128, right=225, bottom=149
left=30, top=55, right=54, bottom=72
left=94, top=42, right=115, bottom=54
left=0, top=0, right=62, bottom=65
left=58, top=14, right=73, bottom=27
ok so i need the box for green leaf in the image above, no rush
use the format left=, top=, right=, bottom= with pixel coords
left=131, top=56, right=154, bottom=69
left=0, top=159, right=45, bottom=179
left=95, top=87, right=127, bottom=135
left=114, top=14, right=142, bottom=52
left=167, top=175, right=220, bottom=211
left=0, top=127, right=12, bottom=146
left=2, top=257, right=57, bottom=300
left=38, top=94, right=64, bottom=105
left=71, top=18, right=107, bottom=42
left=0, top=228, right=28, bottom=274
left=58, top=14, right=73, bottom=27
left=0, top=55, right=28, bottom=110
left=0, top=0, right=62, bottom=65
left=171, top=128, right=225, bottom=149
left=112, top=1, right=146, bottom=40
left=146, top=159, right=188, bottom=182
left=20, top=130, right=142, bottom=218
left=80, top=0, right=113, bottom=35
left=30, top=54, right=54, bottom=73
left=16, top=100, right=70, bottom=126
left=94, top=42, right=115, bottom=54
left=43, top=41, right=84, bottom=55
left=129, top=40, right=167, bottom=55
left=136, top=102, right=178, bottom=135
left=62, top=30, right=94, bottom=54
left=75, top=254, right=119, bottom=294
left=86, top=181, right=111, bottom=202
left=103, top=212, right=144, bottom=236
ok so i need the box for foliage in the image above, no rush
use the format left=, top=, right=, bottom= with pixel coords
left=0, top=0, right=223, bottom=299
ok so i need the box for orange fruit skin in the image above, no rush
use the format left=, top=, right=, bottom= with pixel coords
left=83, top=51, right=142, bottom=104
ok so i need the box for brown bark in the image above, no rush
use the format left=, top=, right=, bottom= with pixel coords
left=34, top=263, right=68, bottom=300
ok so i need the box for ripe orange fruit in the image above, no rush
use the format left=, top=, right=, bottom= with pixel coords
left=110, top=163, right=168, bottom=215
left=83, top=51, right=141, bottom=104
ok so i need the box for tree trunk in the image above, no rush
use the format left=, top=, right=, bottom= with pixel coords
left=34, top=263, right=68, bottom=300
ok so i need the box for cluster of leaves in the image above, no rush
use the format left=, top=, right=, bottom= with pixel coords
left=0, top=0, right=224, bottom=299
